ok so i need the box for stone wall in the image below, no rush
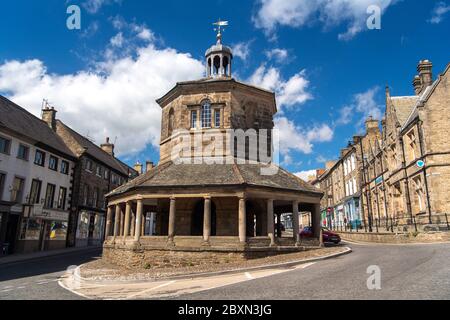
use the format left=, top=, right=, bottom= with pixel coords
left=339, top=231, right=450, bottom=244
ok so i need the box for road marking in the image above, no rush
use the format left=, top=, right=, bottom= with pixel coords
left=244, top=272, right=254, bottom=280
left=16, top=286, right=26, bottom=289
left=297, top=262, right=316, bottom=269
left=0, top=289, right=14, bottom=293
left=125, top=281, right=176, bottom=300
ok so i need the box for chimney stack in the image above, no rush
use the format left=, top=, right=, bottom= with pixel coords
left=365, top=116, right=379, bottom=132
left=42, top=105, right=57, bottom=131
left=412, top=75, right=422, bottom=95
left=416, top=60, right=433, bottom=95
left=146, top=161, right=155, bottom=173
left=100, top=137, right=115, bottom=157
left=134, top=162, right=143, bottom=175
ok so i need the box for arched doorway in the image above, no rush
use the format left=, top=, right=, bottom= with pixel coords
left=191, top=200, right=217, bottom=236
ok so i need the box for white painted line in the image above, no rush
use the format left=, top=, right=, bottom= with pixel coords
left=0, top=289, right=14, bottom=293
left=244, top=272, right=254, bottom=280
left=16, top=286, right=26, bottom=289
left=125, top=281, right=176, bottom=300
left=1, top=286, right=14, bottom=290
left=58, top=280, right=93, bottom=300
left=298, top=262, right=316, bottom=269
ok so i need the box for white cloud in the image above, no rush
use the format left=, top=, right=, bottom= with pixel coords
left=295, top=170, right=317, bottom=182
left=83, top=0, right=122, bottom=14
left=275, top=117, right=334, bottom=157
left=247, top=65, right=312, bottom=110
left=336, top=87, right=383, bottom=126
left=110, top=32, right=124, bottom=47
left=232, top=42, right=252, bottom=60
left=429, top=1, right=450, bottom=24
left=253, top=0, right=396, bottom=40
left=265, top=48, right=288, bottom=63
left=0, top=31, right=204, bottom=157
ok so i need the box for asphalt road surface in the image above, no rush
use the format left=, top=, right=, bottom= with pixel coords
left=0, top=248, right=101, bottom=300
left=1, top=242, right=450, bottom=300
left=178, top=242, right=450, bottom=300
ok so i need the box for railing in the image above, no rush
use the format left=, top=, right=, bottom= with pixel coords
left=327, top=213, right=450, bottom=233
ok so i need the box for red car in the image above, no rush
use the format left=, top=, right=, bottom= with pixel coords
left=300, top=227, right=341, bottom=244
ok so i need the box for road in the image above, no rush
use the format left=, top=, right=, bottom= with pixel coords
left=0, top=248, right=101, bottom=300
left=1, top=243, right=450, bottom=300
left=179, top=242, right=450, bottom=300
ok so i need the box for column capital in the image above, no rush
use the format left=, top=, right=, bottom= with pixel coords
left=204, top=196, right=212, bottom=200
left=136, top=195, right=144, bottom=201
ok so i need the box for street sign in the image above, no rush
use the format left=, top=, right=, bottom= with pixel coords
left=416, top=160, right=425, bottom=168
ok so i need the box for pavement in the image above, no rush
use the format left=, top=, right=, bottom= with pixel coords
left=2, top=241, right=450, bottom=300
left=0, top=247, right=101, bottom=300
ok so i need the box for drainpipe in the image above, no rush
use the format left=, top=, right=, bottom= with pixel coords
left=417, top=120, right=433, bottom=224
left=359, top=139, right=373, bottom=232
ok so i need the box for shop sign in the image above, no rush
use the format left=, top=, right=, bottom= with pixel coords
left=30, top=205, right=69, bottom=222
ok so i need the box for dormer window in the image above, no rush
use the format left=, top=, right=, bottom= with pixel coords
left=201, top=101, right=211, bottom=128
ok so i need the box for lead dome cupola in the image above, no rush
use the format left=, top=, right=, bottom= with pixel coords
left=205, top=20, right=233, bottom=78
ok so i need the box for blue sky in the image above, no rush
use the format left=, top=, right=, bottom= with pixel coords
left=0, top=0, right=449, bottom=179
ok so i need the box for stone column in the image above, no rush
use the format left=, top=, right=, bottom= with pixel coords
left=292, top=201, right=300, bottom=245
left=141, top=212, right=146, bottom=236
left=312, top=204, right=322, bottom=245
left=123, top=201, right=132, bottom=238
left=105, top=206, right=113, bottom=238
left=238, top=197, right=246, bottom=243
left=267, top=199, right=275, bottom=246
left=130, top=211, right=135, bottom=237
left=203, top=197, right=211, bottom=243
left=113, top=205, right=121, bottom=239
left=168, top=197, right=176, bottom=243
left=134, top=199, right=144, bottom=242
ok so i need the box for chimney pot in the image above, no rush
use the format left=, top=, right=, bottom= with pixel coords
left=100, top=137, right=115, bottom=156
left=417, top=60, right=433, bottom=93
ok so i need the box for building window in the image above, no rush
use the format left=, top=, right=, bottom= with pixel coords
left=413, top=176, right=425, bottom=212
left=83, top=184, right=90, bottom=206
left=407, top=131, right=417, bottom=162
left=17, top=144, right=29, bottom=161
left=44, top=183, right=56, bottom=208
left=10, top=177, right=25, bottom=203
left=214, top=109, right=221, bottom=128
left=0, top=136, right=11, bottom=154
left=85, top=159, right=93, bottom=172
left=29, top=179, right=42, bottom=204
left=61, top=160, right=69, bottom=175
left=57, top=187, right=67, bottom=210
left=104, top=169, right=110, bottom=180
left=34, top=150, right=46, bottom=167
left=191, top=110, right=198, bottom=129
left=201, top=101, right=211, bottom=128
left=49, top=155, right=59, bottom=171
left=168, top=108, right=175, bottom=136
left=93, top=188, right=100, bottom=208
left=0, top=173, right=5, bottom=201
left=96, top=165, right=103, bottom=177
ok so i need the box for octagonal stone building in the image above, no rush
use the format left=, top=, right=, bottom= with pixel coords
left=103, top=28, right=323, bottom=267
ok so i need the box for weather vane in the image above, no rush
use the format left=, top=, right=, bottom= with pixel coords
left=213, top=19, right=229, bottom=44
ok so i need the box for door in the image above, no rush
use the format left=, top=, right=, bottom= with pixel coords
left=4, top=214, right=20, bottom=255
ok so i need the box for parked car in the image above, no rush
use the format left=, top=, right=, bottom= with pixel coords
left=300, top=227, right=341, bottom=244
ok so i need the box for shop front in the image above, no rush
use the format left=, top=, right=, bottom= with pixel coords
left=16, top=204, right=69, bottom=254
left=75, top=210, right=105, bottom=247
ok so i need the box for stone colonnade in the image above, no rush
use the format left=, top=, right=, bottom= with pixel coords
left=105, top=196, right=321, bottom=245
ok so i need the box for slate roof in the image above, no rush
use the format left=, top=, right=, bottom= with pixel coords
left=0, top=95, right=76, bottom=159
left=390, top=96, right=419, bottom=126
left=56, top=120, right=135, bottom=176
left=107, top=161, right=321, bottom=197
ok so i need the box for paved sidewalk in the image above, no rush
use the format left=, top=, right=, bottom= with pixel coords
left=0, top=246, right=102, bottom=266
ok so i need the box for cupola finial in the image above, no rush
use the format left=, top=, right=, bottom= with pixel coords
left=213, top=19, right=228, bottom=44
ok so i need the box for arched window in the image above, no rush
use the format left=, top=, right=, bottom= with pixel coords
left=201, top=101, right=211, bottom=128
left=223, top=56, right=229, bottom=76
left=168, top=108, right=175, bottom=136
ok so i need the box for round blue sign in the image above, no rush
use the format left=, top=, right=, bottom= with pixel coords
left=416, top=160, right=425, bottom=168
